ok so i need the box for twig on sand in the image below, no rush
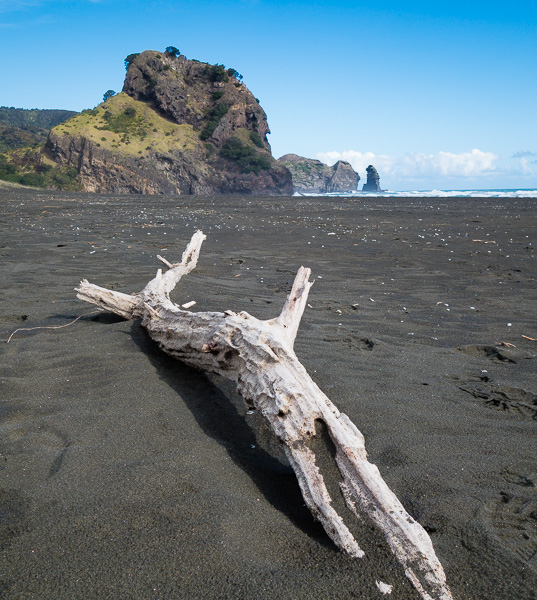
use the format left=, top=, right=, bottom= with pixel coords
left=6, top=310, right=103, bottom=343
left=496, top=341, right=517, bottom=349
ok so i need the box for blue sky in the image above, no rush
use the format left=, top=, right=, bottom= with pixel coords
left=1, top=0, right=536, bottom=190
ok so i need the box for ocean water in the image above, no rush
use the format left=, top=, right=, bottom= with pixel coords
left=295, top=189, right=537, bottom=198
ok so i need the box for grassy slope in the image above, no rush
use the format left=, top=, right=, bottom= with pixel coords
left=0, top=178, right=30, bottom=190
left=52, top=93, right=270, bottom=172
left=53, top=93, right=200, bottom=159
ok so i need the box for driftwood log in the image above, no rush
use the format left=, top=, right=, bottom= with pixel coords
left=76, top=231, right=453, bottom=600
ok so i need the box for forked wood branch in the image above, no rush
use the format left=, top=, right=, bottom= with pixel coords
left=76, top=231, right=453, bottom=600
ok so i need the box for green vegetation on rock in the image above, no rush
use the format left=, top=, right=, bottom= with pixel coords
left=226, top=68, right=243, bottom=82
left=50, top=167, right=79, bottom=189
left=99, top=106, right=143, bottom=135
left=103, top=90, right=116, bottom=102
left=200, top=103, right=229, bottom=141
left=249, top=131, right=264, bottom=148
left=206, top=64, right=228, bottom=83
left=165, top=46, right=181, bottom=58
left=124, top=53, right=139, bottom=71
left=0, top=152, right=80, bottom=189
left=0, top=154, right=20, bottom=182
left=0, top=127, right=45, bottom=153
left=220, top=136, right=271, bottom=174
left=0, top=107, right=77, bottom=153
left=19, top=172, right=46, bottom=187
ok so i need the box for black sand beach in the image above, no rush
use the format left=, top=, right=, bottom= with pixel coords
left=1, top=187, right=536, bottom=599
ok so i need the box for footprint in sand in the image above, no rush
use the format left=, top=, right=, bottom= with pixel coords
left=458, top=344, right=517, bottom=363
left=460, top=468, right=537, bottom=600
left=458, top=381, right=537, bottom=420
left=1, top=407, right=71, bottom=480
left=484, top=470, right=537, bottom=572
left=322, top=333, right=376, bottom=352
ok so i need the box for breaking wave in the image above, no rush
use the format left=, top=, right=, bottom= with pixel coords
left=294, top=189, right=537, bottom=198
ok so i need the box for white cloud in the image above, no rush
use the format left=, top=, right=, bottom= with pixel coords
left=316, top=151, right=396, bottom=178
left=317, top=149, right=499, bottom=180
left=519, top=157, right=533, bottom=174
left=511, top=151, right=536, bottom=175
left=408, top=149, right=499, bottom=177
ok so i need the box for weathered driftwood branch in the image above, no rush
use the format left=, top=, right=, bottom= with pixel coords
left=76, top=231, right=453, bottom=600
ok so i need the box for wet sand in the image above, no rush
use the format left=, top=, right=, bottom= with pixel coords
left=1, top=188, right=536, bottom=599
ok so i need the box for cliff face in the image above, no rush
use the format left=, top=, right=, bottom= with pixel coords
left=123, top=53, right=270, bottom=150
left=42, top=50, right=292, bottom=195
left=277, top=154, right=359, bottom=193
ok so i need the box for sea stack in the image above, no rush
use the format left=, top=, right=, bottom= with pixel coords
left=362, top=165, right=382, bottom=192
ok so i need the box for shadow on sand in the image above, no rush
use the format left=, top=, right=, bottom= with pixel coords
left=127, top=319, right=333, bottom=548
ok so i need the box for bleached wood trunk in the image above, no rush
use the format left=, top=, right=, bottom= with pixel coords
left=76, top=230, right=453, bottom=600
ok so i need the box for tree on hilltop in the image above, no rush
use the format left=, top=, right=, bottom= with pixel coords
left=124, top=53, right=139, bottom=71
left=227, top=68, right=243, bottom=81
left=165, top=46, right=181, bottom=58
left=103, top=90, right=116, bottom=102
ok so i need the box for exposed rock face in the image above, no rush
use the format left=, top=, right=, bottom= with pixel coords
left=362, top=165, right=382, bottom=192
left=328, top=160, right=360, bottom=193
left=123, top=53, right=270, bottom=150
left=277, top=154, right=359, bottom=193
left=44, top=128, right=290, bottom=195
left=41, top=50, right=292, bottom=195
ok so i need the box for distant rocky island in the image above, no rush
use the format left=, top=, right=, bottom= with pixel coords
left=0, top=49, right=382, bottom=196
left=277, top=154, right=359, bottom=193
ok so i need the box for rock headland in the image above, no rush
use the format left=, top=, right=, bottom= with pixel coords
left=23, top=49, right=293, bottom=195
left=277, top=154, right=359, bottom=193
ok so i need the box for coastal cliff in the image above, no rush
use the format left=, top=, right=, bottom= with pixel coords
left=40, top=50, right=292, bottom=195
left=277, top=154, right=359, bottom=193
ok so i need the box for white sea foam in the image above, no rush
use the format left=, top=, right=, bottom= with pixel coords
left=294, top=189, right=537, bottom=198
